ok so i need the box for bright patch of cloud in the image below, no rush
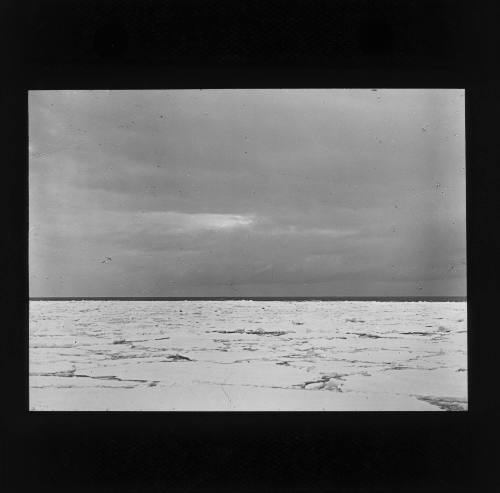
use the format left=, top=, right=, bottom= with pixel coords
left=151, top=212, right=255, bottom=233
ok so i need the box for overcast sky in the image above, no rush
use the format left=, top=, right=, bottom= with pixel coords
left=29, top=89, right=466, bottom=297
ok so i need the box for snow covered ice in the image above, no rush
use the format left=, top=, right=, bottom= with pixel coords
left=29, top=300, right=467, bottom=411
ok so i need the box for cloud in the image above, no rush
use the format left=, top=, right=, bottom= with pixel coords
left=28, top=89, right=466, bottom=296
left=170, top=212, right=255, bottom=231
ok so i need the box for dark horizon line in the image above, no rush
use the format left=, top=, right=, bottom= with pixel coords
left=29, top=296, right=467, bottom=302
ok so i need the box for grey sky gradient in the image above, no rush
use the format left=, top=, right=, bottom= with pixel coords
left=29, top=89, right=466, bottom=297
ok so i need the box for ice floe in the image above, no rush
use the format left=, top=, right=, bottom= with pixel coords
left=29, top=300, right=467, bottom=411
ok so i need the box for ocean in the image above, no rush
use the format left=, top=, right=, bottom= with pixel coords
left=29, top=299, right=468, bottom=411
